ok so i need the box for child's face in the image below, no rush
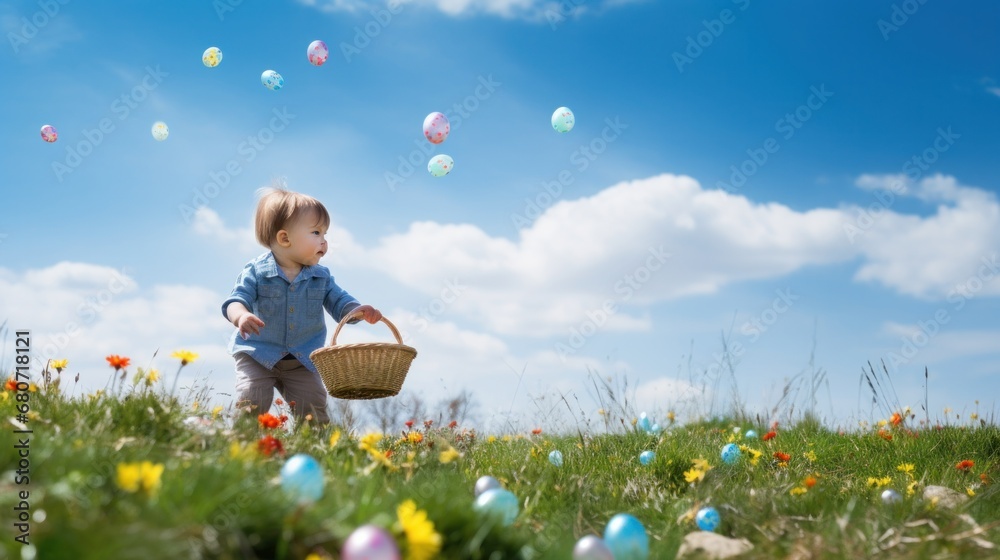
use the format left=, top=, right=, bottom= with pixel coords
left=281, top=212, right=328, bottom=266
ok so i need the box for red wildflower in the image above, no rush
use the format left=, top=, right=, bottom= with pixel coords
left=258, top=413, right=284, bottom=429
left=288, top=401, right=296, bottom=410
left=981, top=473, right=990, bottom=485
left=448, top=420, right=458, bottom=429
left=106, top=355, right=131, bottom=370
left=878, top=429, right=893, bottom=441
left=4, top=378, right=17, bottom=391
left=804, top=476, right=817, bottom=488
left=956, top=460, right=975, bottom=472
left=257, top=435, right=284, bottom=457
left=531, top=427, right=542, bottom=435
left=773, top=451, right=791, bottom=462
left=385, top=449, right=394, bottom=458
left=405, top=420, right=414, bottom=428
left=424, top=419, right=434, bottom=428
left=279, top=414, right=289, bottom=425
left=890, top=412, right=903, bottom=427
left=762, top=431, right=777, bottom=441
left=274, top=398, right=284, bottom=406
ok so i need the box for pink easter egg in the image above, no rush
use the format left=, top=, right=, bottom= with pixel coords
left=422, top=111, right=450, bottom=144
left=40, top=124, right=58, bottom=143
left=308, top=40, right=329, bottom=66
left=341, top=525, right=401, bottom=560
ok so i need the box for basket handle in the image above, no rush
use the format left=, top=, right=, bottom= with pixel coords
left=329, top=310, right=405, bottom=346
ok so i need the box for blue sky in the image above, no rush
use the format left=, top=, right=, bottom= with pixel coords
left=2, top=0, right=999, bottom=430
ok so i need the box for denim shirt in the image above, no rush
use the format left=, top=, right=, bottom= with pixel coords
left=223, top=252, right=360, bottom=374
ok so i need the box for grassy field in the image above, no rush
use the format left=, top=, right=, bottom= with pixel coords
left=1, top=366, right=998, bottom=560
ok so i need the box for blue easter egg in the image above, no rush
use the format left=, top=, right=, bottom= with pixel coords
left=637, top=412, right=652, bottom=432
left=603, top=513, right=649, bottom=560
left=573, top=534, right=615, bottom=560
left=695, top=507, right=721, bottom=532
left=639, top=450, right=655, bottom=466
left=548, top=449, right=564, bottom=467
left=551, top=106, right=575, bottom=133
left=280, top=454, right=324, bottom=503
left=474, top=475, right=501, bottom=497
left=473, top=488, right=519, bottom=526
left=650, top=423, right=662, bottom=434
left=745, top=429, right=758, bottom=439
left=720, top=443, right=741, bottom=465
left=261, top=69, right=284, bottom=91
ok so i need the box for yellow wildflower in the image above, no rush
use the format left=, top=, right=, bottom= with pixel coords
left=907, top=480, right=919, bottom=496
left=691, top=458, right=711, bottom=472
left=966, top=486, right=976, bottom=497
left=50, top=359, right=68, bottom=371
left=439, top=447, right=461, bottom=464
left=501, top=435, right=512, bottom=442
left=867, top=476, right=892, bottom=488
left=397, top=499, right=442, bottom=560
left=212, top=405, right=224, bottom=420
left=146, top=369, right=160, bottom=384
left=116, top=461, right=164, bottom=495
left=487, top=435, right=497, bottom=443
left=803, top=450, right=817, bottom=462
left=790, top=486, right=808, bottom=496
left=171, top=350, right=199, bottom=365
left=684, top=468, right=707, bottom=483
left=897, top=463, right=915, bottom=477
left=360, top=432, right=383, bottom=451
left=329, top=429, right=342, bottom=448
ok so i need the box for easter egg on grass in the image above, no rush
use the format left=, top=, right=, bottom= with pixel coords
left=279, top=453, right=324, bottom=503
left=603, top=513, right=649, bottom=560
left=341, top=525, right=400, bottom=560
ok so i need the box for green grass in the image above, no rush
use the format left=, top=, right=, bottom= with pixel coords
left=1, top=383, right=998, bottom=559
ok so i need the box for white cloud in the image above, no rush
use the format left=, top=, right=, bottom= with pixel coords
left=297, top=0, right=623, bottom=20
left=851, top=175, right=1000, bottom=298
left=988, top=87, right=1000, bottom=98
left=194, top=172, right=1000, bottom=337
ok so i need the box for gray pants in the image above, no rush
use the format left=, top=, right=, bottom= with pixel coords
left=233, top=352, right=330, bottom=424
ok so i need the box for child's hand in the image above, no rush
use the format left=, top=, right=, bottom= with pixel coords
left=355, top=305, right=383, bottom=324
left=237, top=313, right=265, bottom=339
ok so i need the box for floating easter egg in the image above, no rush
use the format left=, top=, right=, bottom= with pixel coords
left=202, top=46, right=223, bottom=67
left=151, top=121, right=169, bottom=141
left=280, top=454, right=324, bottom=503
left=307, top=40, right=329, bottom=66
left=551, top=106, right=575, bottom=133
left=261, top=69, right=284, bottom=91
left=650, top=424, right=662, bottom=435
left=695, top=507, right=720, bottom=532
left=639, top=451, right=655, bottom=466
left=423, top=112, right=450, bottom=144
left=720, top=443, right=741, bottom=465
left=745, top=430, right=758, bottom=439
left=40, top=124, right=58, bottom=143
left=603, top=513, right=649, bottom=560
left=474, top=475, right=501, bottom=497
left=573, top=535, right=615, bottom=560
left=881, top=489, right=902, bottom=505
left=637, top=412, right=652, bottom=433
left=341, top=524, right=400, bottom=560
left=473, top=488, right=519, bottom=526
left=427, top=154, right=454, bottom=177
left=548, top=450, right=564, bottom=467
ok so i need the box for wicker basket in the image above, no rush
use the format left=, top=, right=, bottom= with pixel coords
left=310, top=311, right=416, bottom=400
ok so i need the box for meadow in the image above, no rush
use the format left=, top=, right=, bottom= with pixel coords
left=1, top=355, right=998, bottom=560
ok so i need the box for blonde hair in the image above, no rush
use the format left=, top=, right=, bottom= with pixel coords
left=254, top=184, right=330, bottom=247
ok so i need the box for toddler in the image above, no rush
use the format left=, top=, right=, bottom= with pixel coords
left=223, top=186, right=381, bottom=423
